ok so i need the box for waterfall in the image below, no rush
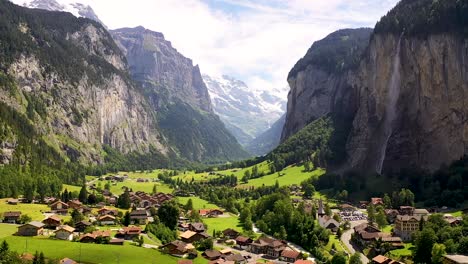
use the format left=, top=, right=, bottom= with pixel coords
left=376, top=34, right=403, bottom=174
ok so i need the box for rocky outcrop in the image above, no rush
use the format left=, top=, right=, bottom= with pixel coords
left=281, top=29, right=372, bottom=141
left=111, top=26, right=212, bottom=112
left=282, top=1, right=468, bottom=173
left=111, top=26, right=248, bottom=161
left=0, top=2, right=167, bottom=164
left=347, top=33, right=468, bottom=172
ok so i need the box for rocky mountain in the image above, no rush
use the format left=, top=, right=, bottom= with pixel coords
left=12, top=0, right=105, bottom=26
left=0, top=0, right=247, bottom=173
left=282, top=0, right=468, bottom=173
left=203, top=75, right=287, bottom=144
left=0, top=0, right=167, bottom=167
left=110, top=27, right=247, bottom=162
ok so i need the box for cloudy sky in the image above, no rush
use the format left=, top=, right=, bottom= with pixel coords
left=14, top=0, right=400, bottom=96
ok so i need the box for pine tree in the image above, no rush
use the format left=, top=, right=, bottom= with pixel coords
left=78, top=185, right=87, bottom=204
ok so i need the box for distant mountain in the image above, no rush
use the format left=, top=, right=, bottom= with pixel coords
left=12, top=0, right=106, bottom=26
left=203, top=74, right=287, bottom=143
left=246, top=114, right=285, bottom=156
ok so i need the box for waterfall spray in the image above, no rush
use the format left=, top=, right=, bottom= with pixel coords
left=376, top=33, right=404, bottom=174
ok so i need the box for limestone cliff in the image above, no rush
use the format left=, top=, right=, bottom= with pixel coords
left=0, top=1, right=167, bottom=164
left=282, top=0, right=468, bottom=173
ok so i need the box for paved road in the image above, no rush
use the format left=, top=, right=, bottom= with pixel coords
left=340, top=220, right=369, bottom=264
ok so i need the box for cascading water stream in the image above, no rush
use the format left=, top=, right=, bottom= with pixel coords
left=376, top=34, right=403, bottom=174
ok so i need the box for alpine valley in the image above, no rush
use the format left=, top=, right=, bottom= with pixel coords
left=0, top=1, right=468, bottom=264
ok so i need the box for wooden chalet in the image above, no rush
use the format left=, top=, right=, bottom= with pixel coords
left=222, top=228, right=240, bottom=239
left=116, top=226, right=142, bottom=240
left=75, top=221, right=92, bottom=232
left=280, top=250, right=301, bottom=263
left=55, top=225, right=75, bottom=240
left=17, top=221, right=45, bottom=236
left=3, top=211, right=21, bottom=224
left=249, top=237, right=287, bottom=258
left=67, top=200, right=82, bottom=210
left=160, top=240, right=196, bottom=257
left=98, top=215, right=116, bottom=225
left=129, top=209, right=148, bottom=224
left=189, top=222, right=205, bottom=233
left=235, top=236, right=253, bottom=249
left=203, top=249, right=221, bottom=260
left=43, top=215, right=61, bottom=229
left=180, top=230, right=210, bottom=243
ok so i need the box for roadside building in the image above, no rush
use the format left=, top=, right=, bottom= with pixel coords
left=222, top=228, right=240, bottom=239
left=180, top=230, right=210, bottom=243
left=160, top=240, right=196, bottom=257
left=249, top=237, right=287, bottom=259
left=17, top=221, right=45, bottom=236
left=235, top=236, right=253, bottom=249
left=116, top=226, right=142, bottom=240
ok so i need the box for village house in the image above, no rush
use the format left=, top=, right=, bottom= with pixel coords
left=55, top=225, right=75, bottom=240
left=371, top=198, right=384, bottom=206
left=249, top=237, right=287, bottom=259
left=67, top=200, right=82, bottom=210
left=189, top=222, right=206, bottom=233
left=79, top=230, right=111, bottom=243
left=98, top=215, right=116, bottom=225
left=17, top=221, right=45, bottom=236
left=2, top=211, right=21, bottom=224
left=444, top=214, right=463, bottom=227
left=97, top=207, right=119, bottom=216
left=109, top=238, right=125, bottom=245
left=235, top=236, right=253, bottom=249
left=294, top=260, right=315, bottom=264
left=178, top=222, right=190, bottom=232
left=177, top=260, right=193, bottom=264
left=394, top=215, right=428, bottom=241
left=50, top=200, right=69, bottom=211
left=160, top=240, right=196, bottom=257
left=180, top=230, right=210, bottom=243
left=353, top=223, right=385, bottom=245
left=75, top=221, right=92, bottom=232
left=42, top=215, right=61, bottom=229
left=130, top=209, right=148, bottom=224
left=280, top=249, right=301, bottom=263
left=203, top=249, right=222, bottom=261
left=443, top=254, right=468, bottom=264
left=116, top=226, right=142, bottom=240
left=222, top=228, right=240, bottom=239
left=7, top=198, right=18, bottom=205
left=340, top=204, right=356, bottom=212
left=199, top=209, right=224, bottom=218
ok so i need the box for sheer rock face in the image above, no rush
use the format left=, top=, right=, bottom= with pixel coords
left=347, top=34, right=468, bottom=172
left=1, top=21, right=167, bottom=164
left=111, top=26, right=212, bottom=112
left=284, top=28, right=468, bottom=173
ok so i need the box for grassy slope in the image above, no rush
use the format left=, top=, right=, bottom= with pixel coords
left=204, top=214, right=242, bottom=235
left=0, top=199, right=49, bottom=221
left=240, top=165, right=324, bottom=188
left=177, top=197, right=219, bottom=210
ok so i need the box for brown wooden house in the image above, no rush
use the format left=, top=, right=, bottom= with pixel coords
left=42, top=215, right=61, bottom=229
left=3, top=211, right=21, bottom=224
left=17, top=221, right=44, bottom=236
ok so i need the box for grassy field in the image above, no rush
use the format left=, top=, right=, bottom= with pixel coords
left=0, top=223, right=18, bottom=238
left=204, top=214, right=242, bottom=235
left=3, top=236, right=183, bottom=264
left=240, top=165, right=324, bottom=188
left=0, top=199, right=50, bottom=221
left=324, top=234, right=348, bottom=255
left=62, top=184, right=82, bottom=193
left=177, top=197, right=219, bottom=210
left=389, top=243, right=414, bottom=257
left=108, top=181, right=173, bottom=195
left=381, top=225, right=393, bottom=233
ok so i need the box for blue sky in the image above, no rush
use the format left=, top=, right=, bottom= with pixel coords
left=14, top=0, right=400, bottom=97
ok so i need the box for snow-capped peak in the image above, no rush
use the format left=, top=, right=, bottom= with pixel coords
left=10, top=0, right=105, bottom=27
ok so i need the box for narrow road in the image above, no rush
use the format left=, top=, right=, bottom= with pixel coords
left=340, top=220, right=369, bottom=264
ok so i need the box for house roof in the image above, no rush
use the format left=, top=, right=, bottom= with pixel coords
left=130, top=210, right=147, bottom=216
left=222, top=228, right=239, bottom=235
left=180, top=231, right=197, bottom=239
left=51, top=201, right=68, bottom=207
left=3, top=211, right=21, bottom=217
left=372, top=255, right=390, bottom=264
left=371, top=198, right=384, bottom=205
left=178, top=260, right=193, bottom=264
left=219, top=248, right=232, bottom=254
left=190, top=222, right=205, bottom=231
left=76, top=221, right=92, bottom=226
left=414, top=209, right=429, bottom=215
left=56, top=225, right=75, bottom=233
left=22, top=221, right=45, bottom=229
left=294, top=260, right=315, bottom=264
left=281, top=250, right=300, bottom=259
left=44, top=215, right=61, bottom=222
left=225, top=253, right=244, bottom=262
left=444, top=255, right=468, bottom=264
left=204, top=249, right=221, bottom=258
left=99, top=215, right=116, bottom=221
left=120, top=226, right=142, bottom=235
left=235, top=236, right=251, bottom=243
left=396, top=215, right=427, bottom=222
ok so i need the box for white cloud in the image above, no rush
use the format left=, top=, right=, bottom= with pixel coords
left=12, top=0, right=400, bottom=96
